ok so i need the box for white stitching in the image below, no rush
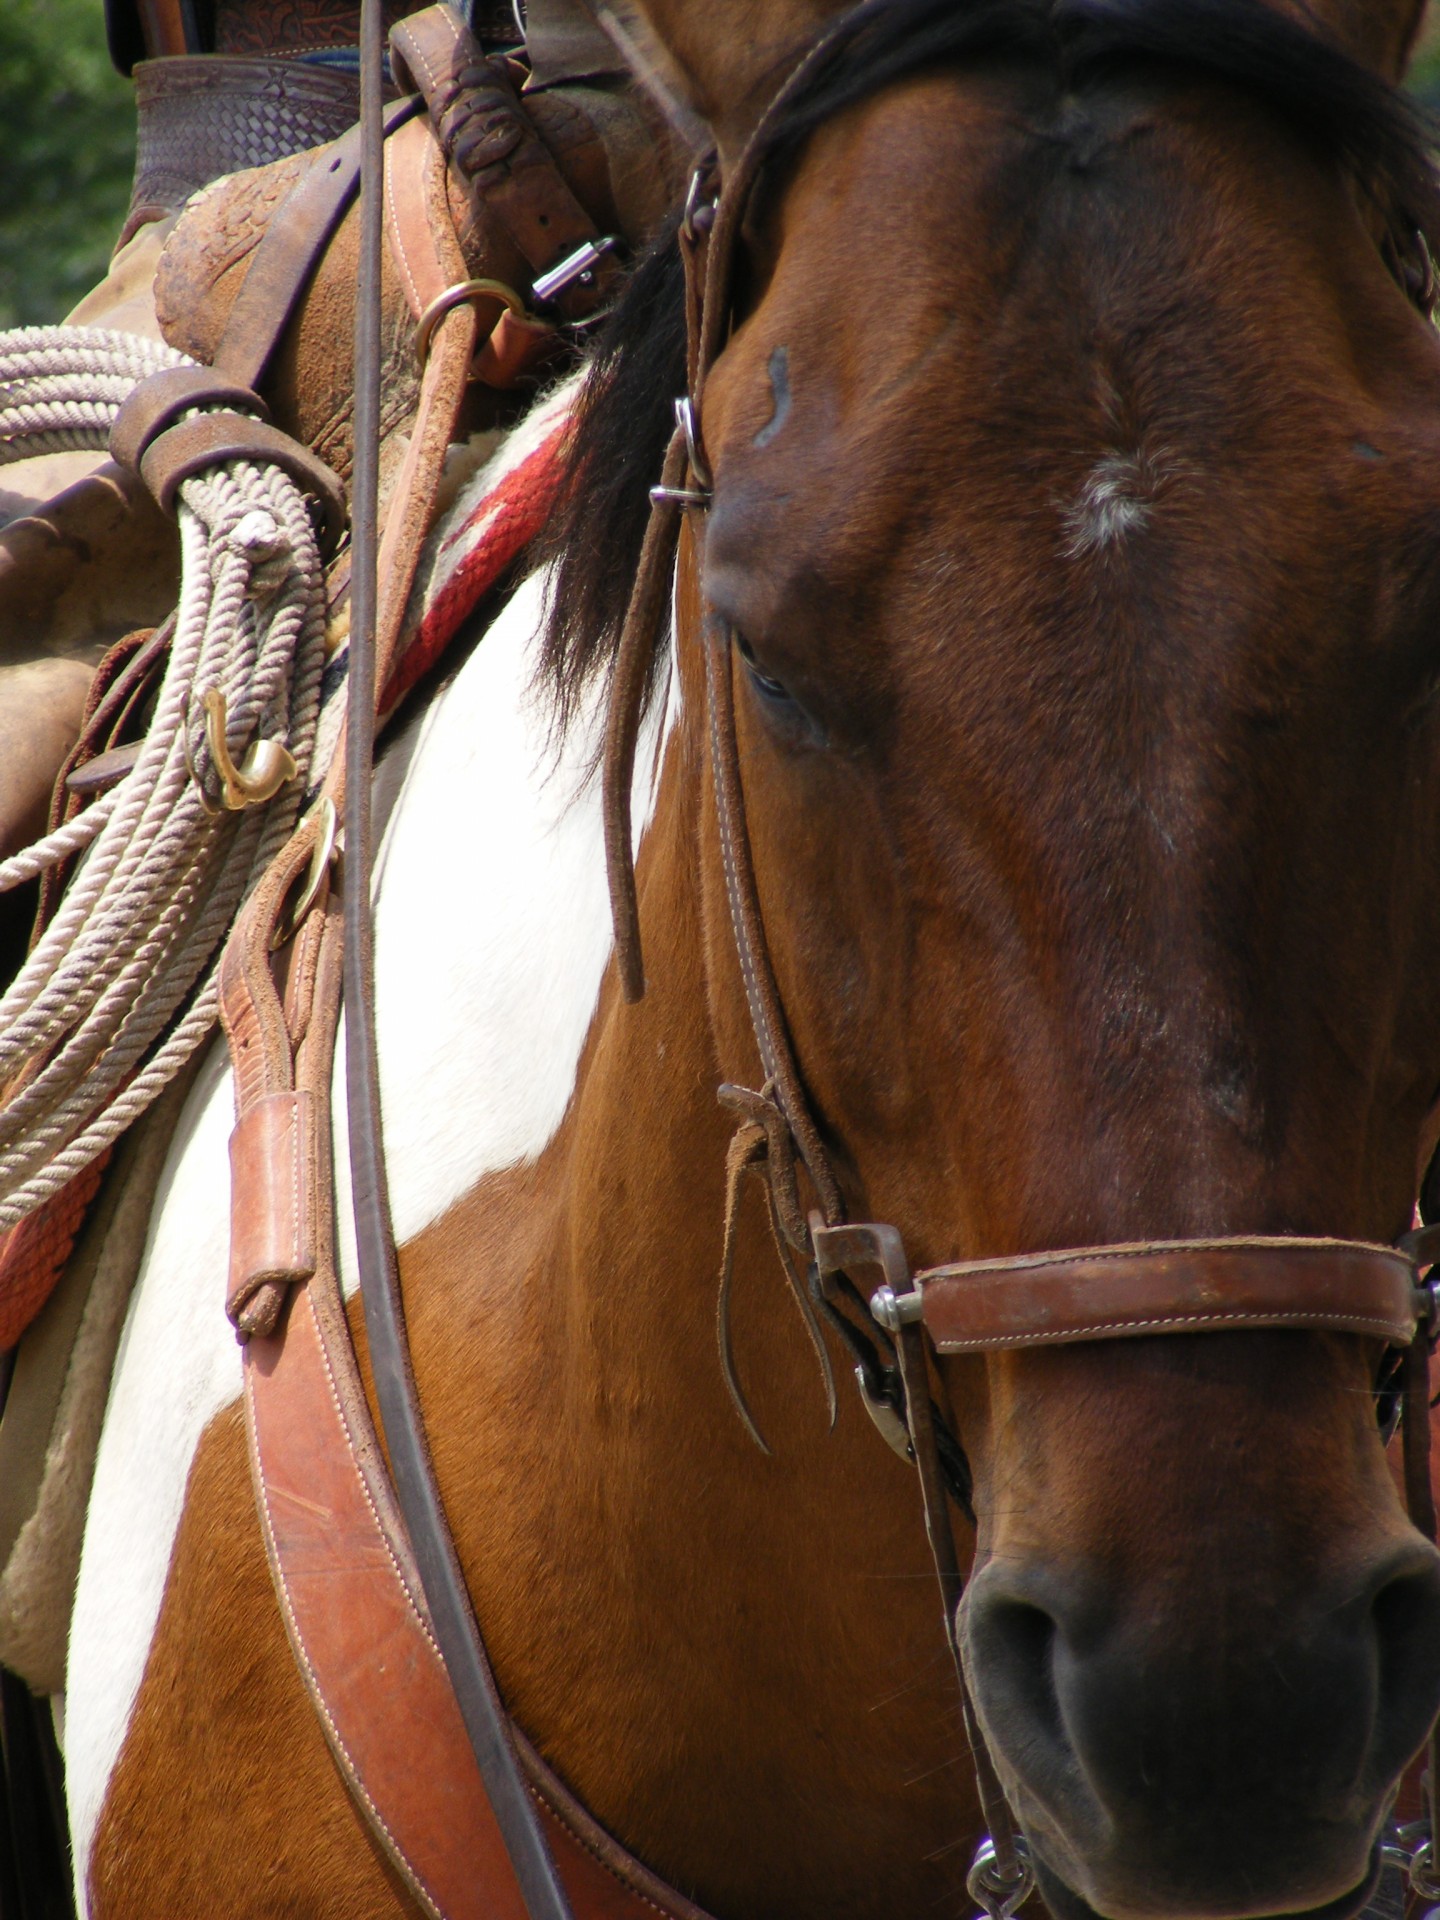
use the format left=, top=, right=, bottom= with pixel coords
left=934, top=1308, right=1411, bottom=1349
left=244, top=1341, right=448, bottom=1920
left=918, top=1237, right=1407, bottom=1281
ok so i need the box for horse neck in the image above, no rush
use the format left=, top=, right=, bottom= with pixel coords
left=396, top=669, right=981, bottom=1916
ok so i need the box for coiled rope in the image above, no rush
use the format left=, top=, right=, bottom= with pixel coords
left=0, top=324, right=328, bottom=1231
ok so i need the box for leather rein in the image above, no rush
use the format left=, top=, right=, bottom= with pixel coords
left=596, top=6, right=1440, bottom=1914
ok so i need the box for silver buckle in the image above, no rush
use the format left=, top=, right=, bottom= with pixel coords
left=531, top=237, right=618, bottom=307
left=682, top=159, right=718, bottom=242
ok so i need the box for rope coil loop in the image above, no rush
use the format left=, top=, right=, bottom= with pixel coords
left=0, top=323, right=328, bottom=1231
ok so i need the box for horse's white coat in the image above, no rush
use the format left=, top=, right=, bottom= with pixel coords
left=64, top=553, right=675, bottom=1908
left=1065, top=451, right=1161, bottom=555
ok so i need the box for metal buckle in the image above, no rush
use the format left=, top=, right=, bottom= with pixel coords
left=650, top=396, right=714, bottom=509
left=967, top=1837, right=1035, bottom=1920
left=270, top=797, right=340, bottom=950
left=810, top=1217, right=924, bottom=1335
left=682, top=158, right=718, bottom=243
left=675, top=395, right=712, bottom=492
left=531, top=237, right=618, bottom=307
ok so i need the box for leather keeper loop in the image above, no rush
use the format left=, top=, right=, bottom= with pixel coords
left=475, top=308, right=559, bottom=388
left=228, top=1089, right=318, bottom=1339
left=109, top=365, right=269, bottom=476
left=138, top=411, right=348, bottom=556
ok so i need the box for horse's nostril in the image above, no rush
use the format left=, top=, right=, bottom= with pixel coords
left=965, top=1589, right=1067, bottom=1764
left=1370, top=1552, right=1440, bottom=1782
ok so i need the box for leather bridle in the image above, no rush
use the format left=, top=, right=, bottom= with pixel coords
left=594, top=4, right=1440, bottom=1913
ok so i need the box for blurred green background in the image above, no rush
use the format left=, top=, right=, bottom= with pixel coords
left=0, top=0, right=136, bottom=327
left=1, top=0, right=1440, bottom=328
left=1415, top=12, right=1440, bottom=103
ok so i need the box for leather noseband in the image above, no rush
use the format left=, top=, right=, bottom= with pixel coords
left=809, top=1228, right=1428, bottom=1352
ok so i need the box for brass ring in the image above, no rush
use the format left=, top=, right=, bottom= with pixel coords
left=415, top=278, right=527, bottom=367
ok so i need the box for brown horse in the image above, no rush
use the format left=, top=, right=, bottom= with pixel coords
left=66, top=0, right=1440, bottom=1915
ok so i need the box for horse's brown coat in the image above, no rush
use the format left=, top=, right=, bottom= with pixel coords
left=89, top=1, right=1440, bottom=1914
left=93, top=682, right=987, bottom=1916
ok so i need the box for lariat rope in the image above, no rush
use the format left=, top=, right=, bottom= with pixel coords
left=0, top=324, right=326, bottom=1231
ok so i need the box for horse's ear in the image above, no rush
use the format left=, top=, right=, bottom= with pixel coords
left=584, top=0, right=845, bottom=159
left=1283, top=0, right=1429, bottom=79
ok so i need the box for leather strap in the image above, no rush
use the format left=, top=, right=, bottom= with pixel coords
left=134, top=0, right=197, bottom=57
left=521, top=0, right=628, bottom=88
left=109, top=366, right=269, bottom=470
left=372, top=115, right=483, bottom=697
left=909, top=1237, right=1424, bottom=1352
left=227, top=1091, right=318, bottom=1330
left=136, top=411, right=348, bottom=552
left=218, top=598, right=714, bottom=1920
left=389, top=6, right=620, bottom=325
left=383, top=109, right=556, bottom=391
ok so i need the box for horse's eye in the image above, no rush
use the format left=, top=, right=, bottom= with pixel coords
left=735, top=630, right=792, bottom=703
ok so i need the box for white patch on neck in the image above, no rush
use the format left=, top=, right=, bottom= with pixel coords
left=65, top=535, right=675, bottom=1907
left=1065, top=450, right=1164, bottom=556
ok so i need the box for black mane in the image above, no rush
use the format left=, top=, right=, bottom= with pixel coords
left=537, top=0, right=1440, bottom=727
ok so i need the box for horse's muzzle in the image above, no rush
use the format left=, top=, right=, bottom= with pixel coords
left=961, top=1538, right=1440, bottom=1919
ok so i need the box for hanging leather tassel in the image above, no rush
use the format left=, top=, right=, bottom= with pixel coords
left=601, top=426, right=686, bottom=1002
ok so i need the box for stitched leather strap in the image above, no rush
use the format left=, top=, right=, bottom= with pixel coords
left=383, top=110, right=556, bottom=391
left=218, top=748, right=715, bottom=1920
left=389, top=5, right=620, bottom=324
left=911, top=1237, right=1424, bottom=1352
left=372, top=114, right=482, bottom=699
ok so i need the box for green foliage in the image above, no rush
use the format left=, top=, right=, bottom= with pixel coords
left=1413, top=42, right=1440, bottom=111
left=0, top=0, right=136, bottom=327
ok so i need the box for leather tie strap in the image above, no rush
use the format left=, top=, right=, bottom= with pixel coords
left=108, top=365, right=270, bottom=468
left=136, top=411, right=348, bottom=553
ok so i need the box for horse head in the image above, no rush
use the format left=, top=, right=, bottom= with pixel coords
left=566, top=0, right=1440, bottom=1913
